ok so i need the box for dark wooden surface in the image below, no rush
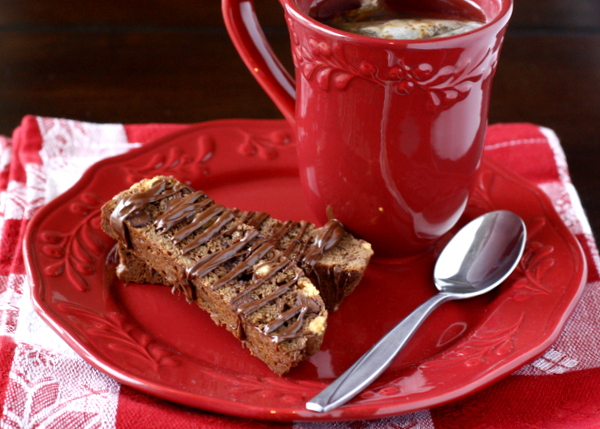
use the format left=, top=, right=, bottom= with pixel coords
left=0, top=0, right=598, bottom=237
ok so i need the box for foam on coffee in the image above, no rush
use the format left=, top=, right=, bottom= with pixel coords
left=313, top=0, right=486, bottom=39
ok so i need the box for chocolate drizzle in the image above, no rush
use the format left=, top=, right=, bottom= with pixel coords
left=181, top=207, right=238, bottom=254
left=110, top=179, right=189, bottom=248
left=229, top=259, right=291, bottom=307
left=263, top=294, right=323, bottom=341
left=155, top=191, right=213, bottom=233
left=109, top=177, right=346, bottom=344
left=211, top=239, right=277, bottom=291
left=303, top=219, right=346, bottom=269
left=186, top=229, right=260, bottom=280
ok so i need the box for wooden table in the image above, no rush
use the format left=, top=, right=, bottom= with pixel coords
left=0, top=0, right=598, bottom=236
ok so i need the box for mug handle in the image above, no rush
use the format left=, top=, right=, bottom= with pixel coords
left=222, top=0, right=297, bottom=127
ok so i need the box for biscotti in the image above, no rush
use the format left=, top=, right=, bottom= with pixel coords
left=101, top=176, right=373, bottom=374
left=114, top=213, right=372, bottom=312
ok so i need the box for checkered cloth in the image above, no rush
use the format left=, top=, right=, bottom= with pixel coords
left=1, top=115, right=599, bottom=428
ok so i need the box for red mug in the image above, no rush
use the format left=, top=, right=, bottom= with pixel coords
left=223, top=0, right=513, bottom=259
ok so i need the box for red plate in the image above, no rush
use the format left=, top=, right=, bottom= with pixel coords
left=23, top=119, right=587, bottom=421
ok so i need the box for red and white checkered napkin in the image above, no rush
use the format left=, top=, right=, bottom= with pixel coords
left=1, top=116, right=599, bottom=428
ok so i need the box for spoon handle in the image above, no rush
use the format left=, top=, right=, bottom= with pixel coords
left=306, top=292, right=455, bottom=413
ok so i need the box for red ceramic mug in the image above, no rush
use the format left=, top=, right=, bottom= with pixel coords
left=223, top=0, right=513, bottom=259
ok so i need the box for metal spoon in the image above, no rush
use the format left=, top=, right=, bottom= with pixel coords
left=306, top=210, right=526, bottom=413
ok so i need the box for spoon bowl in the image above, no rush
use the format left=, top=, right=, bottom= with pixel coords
left=434, top=210, right=527, bottom=297
left=306, top=210, right=527, bottom=413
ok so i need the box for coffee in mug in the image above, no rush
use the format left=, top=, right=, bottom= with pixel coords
left=313, top=0, right=485, bottom=40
